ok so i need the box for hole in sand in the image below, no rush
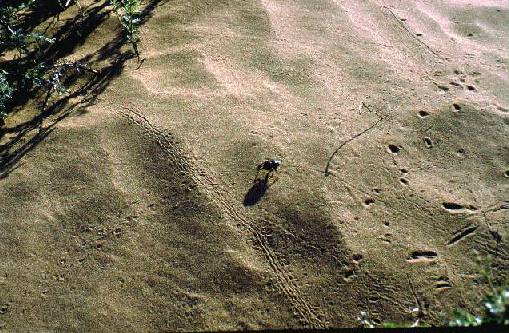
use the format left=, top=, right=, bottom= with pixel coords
left=408, top=250, right=438, bottom=261
left=344, top=270, right=355, bottom=279
left=400, top=168, right=408, bottom=173
left=442, top=202, right=464, bottom=210
left=416, top=33, right=423, bottom=37
left=450, top=81, right=461, bottom=87
left=467, top=33, right=474, bottom=37
left=505, top=170, right=509, bottom=178
left=438, top=85, right=449, bottom=91
left=364, top=198, right=375, bottom=206
left=467, top=85, right=476, bottom=91
left=423, top=137, right=433, bottom=148
left=452, top=103, right=461, bottom=111
left=400, top=178, right=409, bottom=185
left=373, top=188, right=382, bottom=194
left=388, top=144, right=400, bottom=154
left=418, top=110, right=429, bottom=118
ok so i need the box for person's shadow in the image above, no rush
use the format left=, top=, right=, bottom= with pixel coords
left=243, top=172, right=274, bottom=206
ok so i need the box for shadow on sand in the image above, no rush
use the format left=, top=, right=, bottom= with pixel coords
left=0, top=0, right=163, bottom=179
left=243, top=172, right=278, bottom=206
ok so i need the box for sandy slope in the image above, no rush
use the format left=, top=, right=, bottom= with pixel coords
left=1, top=0, right=508, bottom=331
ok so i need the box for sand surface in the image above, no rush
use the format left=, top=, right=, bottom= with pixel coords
left=1, top=0, right=508, bottom=331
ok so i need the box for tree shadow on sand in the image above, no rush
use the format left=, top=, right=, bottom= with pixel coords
left=0, top=0, right=163, bottom=179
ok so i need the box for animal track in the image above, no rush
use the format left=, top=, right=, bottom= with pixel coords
left=118, top=106, right=326, bottom=328
left=447, top=224, right=478, bottom=246
left=407, top=250, right=438, bottom=263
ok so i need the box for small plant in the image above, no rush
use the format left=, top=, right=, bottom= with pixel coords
left=0, top=0, right=95, bottom=123
left=0, top=70, right=14, bottom=125
left=449, top=255, right=508, bottom=327
left=357, top=255, right=508, bottom=328
left=449, top=286, right=509, bottom=327
left=0, top=1, right=55, bottom=58
left=111, top=0, right=142, bottom=60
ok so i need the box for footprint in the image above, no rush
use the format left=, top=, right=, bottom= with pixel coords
left=364, top=198, right=375, bottom=207
left=447, top=224, right=478, bottom=246
left=352, top=253, right=363, bottom=264
left=381, top=233, right=392, bottom=244
left=113, top=227, right=122, bottom=237
left=387, top=144, right=401, bottom=154
left=343, top=268, right=356, bottom=282
left=442, top=202, right=478, bottom=213
left=418, top=110, right=430, bottom=118
left=423, top=137, right=433, bottom=148
left=407, top=250, right=438, bottom=263
left=435, top=276, right=452, bottom=290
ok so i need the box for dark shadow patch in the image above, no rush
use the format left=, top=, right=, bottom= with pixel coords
left=243, top=175, right=269, bottom=206
left=387, top=144, right=400, bottom=154
left=442, top=202, right=464, bottom=210
left=418, top=110, right=430, bottom=118
left=269, top=196, right=350, bottom=271
left=0, top=0, right=164, bottom=179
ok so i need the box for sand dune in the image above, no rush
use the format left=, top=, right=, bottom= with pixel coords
left=0, top=0, right=507, bottom=331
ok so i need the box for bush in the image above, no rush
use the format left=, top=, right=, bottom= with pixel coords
left=0, top=0, right=142, bottom=126
left=111, top=0, right=142, bottom=60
